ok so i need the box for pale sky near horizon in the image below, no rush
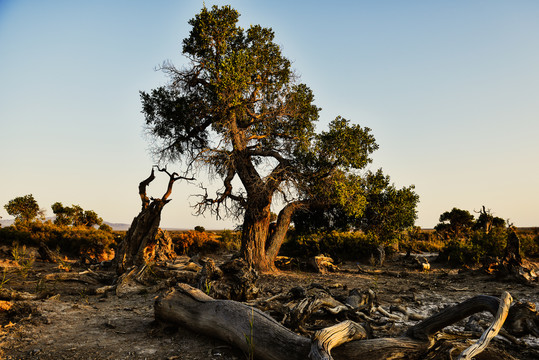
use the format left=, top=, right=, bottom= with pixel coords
left=1, top=0, right=538, bottom=229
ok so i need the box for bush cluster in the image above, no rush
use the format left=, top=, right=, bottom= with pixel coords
left=0, top=221, right=116, bottom=261
left=281, top=230, right=381, bottom=261
left=170, top=230, right=221, bottom=255
left=169, top=230, right=242, bottom=255
left=437, top=228, right=538, bottom=265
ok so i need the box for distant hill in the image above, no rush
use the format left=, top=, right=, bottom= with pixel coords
left=0, top=219, right=14, bottom=227
left=104, top=222, right=131, bottom=231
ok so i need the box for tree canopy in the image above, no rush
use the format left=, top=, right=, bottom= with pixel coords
left=4, top=194, right=42, bottom=224
left=293, top=169, right=419, bottom=242
left=140, top=5, right=408, bottom=270
left=51, top=202, right=103, bottom=228
left=435, top=207, right=475, bottom=240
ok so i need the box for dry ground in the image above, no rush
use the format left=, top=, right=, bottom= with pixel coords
left=0, top=247, right=538, bottom=360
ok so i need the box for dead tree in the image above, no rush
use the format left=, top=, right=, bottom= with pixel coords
left=155, top=284, right=539, bottom=360
left=487, top=229, right=538, bottom=283
left=114, top=166, right=193, bottom=274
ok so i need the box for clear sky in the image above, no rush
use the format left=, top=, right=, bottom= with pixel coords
left=1, top=0, right=538, bottom=229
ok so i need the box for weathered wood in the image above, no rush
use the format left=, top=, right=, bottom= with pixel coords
left=155, top=284, right=311, bottom=360
left=43, top=272, right=101, bottom=285
left=309, top=255, right=338, bottom=274
left=0, top=289, right=42, bottom=301
left=155, top=285, right=536, bottom=360
left=309, top=320, right=368, bottom=360
left=37, top=241, right=58, bottom=263
left=114, top=166, right=192, bottom=274
left=503, top=301, right=539, bottom=337
left=289, top=295, right=347, bottom=333
left=457, top=291, right=512, bottom=360
left=406, top=295, right=501, bottom=340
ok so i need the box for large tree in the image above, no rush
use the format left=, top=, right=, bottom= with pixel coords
left=141, top=5, right=378, bottom=271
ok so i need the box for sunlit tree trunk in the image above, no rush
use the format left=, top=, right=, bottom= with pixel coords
left=241, top=200, right=273, bottom=272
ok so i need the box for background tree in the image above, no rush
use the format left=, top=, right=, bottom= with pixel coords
left=52, top=202, right=103, bottom=228
left=473, top=205, right=505, bottom=234
left=357, top=170, right=419, bottom=242
left=435, top=207, right=475, bottom=240
left=141, top=5, right=380, bottom=271
left=4, top=194, right=43, bottom=224
left=292, top=169, right=419, bottom=242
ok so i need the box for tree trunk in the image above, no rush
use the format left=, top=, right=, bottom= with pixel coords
left=113, top=167, right=188, bottom=275
left=241, top=203, right=273, bottom=272
left=241, top=199, right=307, bottom=272
left=114, top=201, right=168, bottom=274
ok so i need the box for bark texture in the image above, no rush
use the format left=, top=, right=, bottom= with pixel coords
left=154, top=284, right=537, bottom=360
left=114, top=167, right=191, bottom=274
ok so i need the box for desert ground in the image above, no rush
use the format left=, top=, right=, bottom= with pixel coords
left=0, top=246, right=538, bottom=360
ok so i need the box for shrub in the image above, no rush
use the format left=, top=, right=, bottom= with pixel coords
left=171, top=230, right=220, bottom=255
left=218, top=230, right=241, bottom=251
left=518, top=229, right=539, bottom=258
left=0, top=221, right=116, bottom=260
left=400, top=227, right=444, bottom=253
left=438, top=228, right=508, bottom=265
left=281, top=230, right=380, bottom=261
left=437, top=239, right=480, bottom=265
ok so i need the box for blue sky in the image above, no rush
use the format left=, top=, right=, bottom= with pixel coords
left=1, top=0, right=538, bottom=229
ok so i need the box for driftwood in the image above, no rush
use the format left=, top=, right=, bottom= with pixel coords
left=155, top=284, right=537, bottom=360
left=456, top=291, right=512, bottom=360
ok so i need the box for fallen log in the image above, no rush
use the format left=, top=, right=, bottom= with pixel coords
left=456, top=291, right=512, bottom=360
left=155, top=284, right=310, bottom=360
left=154, top=284, right=536, bottom=360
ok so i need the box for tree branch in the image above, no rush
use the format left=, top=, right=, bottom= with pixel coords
left=138, top=168, right=156, bottom=209
left=457, top=291, right=513, bottom=360
left=155, top=166, right=195, bottom=202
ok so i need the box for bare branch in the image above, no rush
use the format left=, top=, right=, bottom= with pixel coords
left=138, top=167, right=156, bottom=209
left=154, top=165, right=195, bottom=202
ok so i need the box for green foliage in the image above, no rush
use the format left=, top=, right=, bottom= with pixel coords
left=11, top=242, right=35, bottom=278
left=0, top=221, right=115, bottom=260
left=518, top=229, right=539, bottom=258
left=435, top=207, right=475, bottom=240
left=51, top=202, right=103, bottom=228
left=4, top=194, right=42, bottom=224
left=282, top=230, right=380, bottom=261
left=401, top=227, right=444, bottom=253
left=434, top=206, right=538, bottom=265
left=218, top=229, right=241, bottom=251
left=140, top=5, right=396, bottom=269
left=99, top=223, right=113, bottom=233
left=244, top=307, right=255, bottom=360
left=170, top=230, right=221, bottom=255
left=358, top=170, right=419, bottom=242
left=0, top=268, right=10, bottom=290
left=194, top=225, right=206, bottom=232
left=292, top=169, right=419, bottom=243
